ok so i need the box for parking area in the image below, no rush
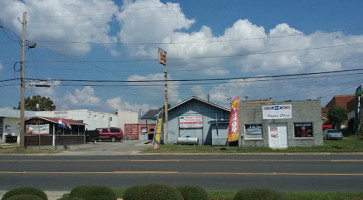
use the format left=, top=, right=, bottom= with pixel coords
left=59, top=140, right=152, bottom=155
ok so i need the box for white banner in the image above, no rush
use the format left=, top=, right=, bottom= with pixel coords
left=26, top=124, right=50, bottom=134
left=262, top=105, right=292, bottom=119
left=179, top=115, right=203, bottom=128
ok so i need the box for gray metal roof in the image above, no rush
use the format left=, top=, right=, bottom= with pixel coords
left=168, top=96, right=230, bottom=112
left=140, top=109, right=160, bottom=120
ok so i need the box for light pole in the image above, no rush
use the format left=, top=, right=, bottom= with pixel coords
left=1, top=12, right=36, bottom=148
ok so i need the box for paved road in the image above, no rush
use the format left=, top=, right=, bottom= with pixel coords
left=0, top=152, right=363, bottom=192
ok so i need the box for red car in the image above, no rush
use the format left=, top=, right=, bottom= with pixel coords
left=96, top=127, right=123, bottom=142
left=322, top=124, right=333, bottom=130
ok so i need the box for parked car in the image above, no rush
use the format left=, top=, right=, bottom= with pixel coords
left=96, top=127, right=123, bottom=142
left=324, top=129, right=343, bottom=140
left=85, top=129, right=100, bottom=143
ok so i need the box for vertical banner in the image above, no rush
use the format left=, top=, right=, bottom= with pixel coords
left=158, top=48, right=167, bottom=66
left=356, top=85, right=362, bottom=135
left=228, top=96, right=240, bottom=142
left=153, top=110, right=164, bottom=149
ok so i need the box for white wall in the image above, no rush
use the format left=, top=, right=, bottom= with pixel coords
left=36, top=109, right=138, bottom=131
left=2, top=118, right=20, bottom=136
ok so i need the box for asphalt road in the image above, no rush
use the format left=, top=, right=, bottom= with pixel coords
left=0, top=152, right=363, bottom=192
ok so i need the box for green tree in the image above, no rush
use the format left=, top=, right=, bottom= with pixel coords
left=15, top=95, right=56, bottom=111
left=327, top=105, right=347, bottom=129
left=159, top=104, right=171, bottom=110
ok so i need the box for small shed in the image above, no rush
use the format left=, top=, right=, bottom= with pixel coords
left=165, top=96, right=230, bottom=145
left=25, top=116, right=86, bottom=147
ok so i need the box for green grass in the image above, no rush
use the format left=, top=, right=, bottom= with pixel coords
left=112, top=188, right=363, bottom=200
left=0, top=144, right=62, bottom=154
left=142, top=135, right=363, bottom=154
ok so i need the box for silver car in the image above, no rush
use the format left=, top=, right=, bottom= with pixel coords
left=324, top=129, right=343, bottom=140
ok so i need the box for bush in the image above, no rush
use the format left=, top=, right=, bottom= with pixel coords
left=177, top=185, right=209, bottom=200
left=1, top=187, right=47, bottom=200
left=69, top=185, right=117, bottom=200
left=4, top=194, right=44, bottom=200
left=57, top=197, right=85, bottom=200
left=123, top=185, right=145, bottom=200
left=233, top=188, right=285, bottom=200
left=136, top=184, right=183, bottom=200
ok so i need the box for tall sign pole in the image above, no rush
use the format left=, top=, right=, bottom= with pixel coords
left=19, top=12, right=27, bottom=148
left=158, top=48, right=168, bottom=144
left=355, top=85, right=361, bottom=147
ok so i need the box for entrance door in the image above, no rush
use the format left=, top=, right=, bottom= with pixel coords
left=268, top=124, right=288, bottom=149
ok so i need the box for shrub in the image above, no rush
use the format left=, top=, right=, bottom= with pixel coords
left=177, top=185, right=209, bottom=200
left=57, top=197, right=85, bottom=200
left=69, top=185, right=117, bottom=200
left=233, top=188, right=285, bottom=200
left=4, top=194, right=43, bottom=200
left=136, top=184, right=183, bottom=200
left=1, top=187, right=47, bottom=200
left=123, top=185, right=145, bottom=200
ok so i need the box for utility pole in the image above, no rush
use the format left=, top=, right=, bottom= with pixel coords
left=158, top=48, right=168, bottom=144
left=19, top=12, right=27, bottom=148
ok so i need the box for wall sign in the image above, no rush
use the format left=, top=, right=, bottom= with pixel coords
left=262, top=105, right=292, bottom=119
left=179, top=115, right=203, bottom=128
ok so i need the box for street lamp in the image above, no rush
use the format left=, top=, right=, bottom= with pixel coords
left=1, top=12, right=36, bottom=148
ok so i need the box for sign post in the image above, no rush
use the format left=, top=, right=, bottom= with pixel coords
left=355, top=85, right=361, bottom=147
left=158, top=48, right=168, bottom=145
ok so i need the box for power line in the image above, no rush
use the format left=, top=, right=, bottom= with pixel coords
left=24, top=68, right=363, bottom=84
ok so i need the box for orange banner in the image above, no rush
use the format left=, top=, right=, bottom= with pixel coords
left=228, top=96, right=239, bottom=142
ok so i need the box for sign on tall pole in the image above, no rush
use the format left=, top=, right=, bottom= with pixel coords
left=158, top=48, right=168, bottom=144
left=355, top=85, right=361, bottom=135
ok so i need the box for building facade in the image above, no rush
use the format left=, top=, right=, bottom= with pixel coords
left=240, top=99, right=323, bottom=148
left=165, top=96, right=230, bottom=145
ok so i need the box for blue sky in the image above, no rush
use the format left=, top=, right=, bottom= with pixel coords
left=0, top=0, right=363, bottom=113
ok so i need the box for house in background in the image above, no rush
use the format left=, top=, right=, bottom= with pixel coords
left=322, top=95, right=356, bottom=129
left=321, top=94, right=355, bottom=128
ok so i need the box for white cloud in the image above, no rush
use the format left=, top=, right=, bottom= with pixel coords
left=106, top=96, right=150, bottom=113
left=64, top=86, right=100, bottom=106
left=0, top=62, right=3, bottom=72
left=0, top=0, right=119, bottom=55
left=191, top=85, right=206, bottom=99
left=127, top=73, right=181, bottom=104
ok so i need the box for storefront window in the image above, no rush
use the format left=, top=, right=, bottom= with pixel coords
left=294, top=123, right=313, bottom=137
left=245, top=124, right=263, bottom=140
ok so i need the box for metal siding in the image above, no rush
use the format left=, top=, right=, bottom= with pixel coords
left=166, top=98, right=230, bottom=145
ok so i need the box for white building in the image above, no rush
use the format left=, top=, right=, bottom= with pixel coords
left=0, top=108, right=36, bottom=142
left=1, top=108, right=138, bottom=143
left=36, top=109, right=138, bottom=131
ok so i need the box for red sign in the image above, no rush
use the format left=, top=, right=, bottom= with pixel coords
left=158, top=48, right=167, bottom=66
left=228, top=96, right=240, bottom=142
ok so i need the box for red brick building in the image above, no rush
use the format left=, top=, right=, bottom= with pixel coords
left=322, top=95, right=355, bottom=128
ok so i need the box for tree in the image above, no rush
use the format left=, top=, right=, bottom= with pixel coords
left=159, top=104, right=171, bottom=110
left=327, top=105, right=347, bottom=129
left=15, top=95, right=56, bottom=111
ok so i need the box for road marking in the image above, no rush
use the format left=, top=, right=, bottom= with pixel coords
left=0, top=171, right=363, bottom=176
left=0, top=159, right=363, bottom=162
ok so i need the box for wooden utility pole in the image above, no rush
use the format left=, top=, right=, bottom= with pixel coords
left=158, top=48, right=168, bottom=144
left=19, top=12, right=27, bottom=148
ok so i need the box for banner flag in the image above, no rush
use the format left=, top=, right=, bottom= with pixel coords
left=158, top=48, right=167, bottom=66
left=153, top=110, right=164, bottom=149
left=228, top=96, right=240, bottom=142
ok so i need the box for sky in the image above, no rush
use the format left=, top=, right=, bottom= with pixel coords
left=0, top=0, right=363, bottom=114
